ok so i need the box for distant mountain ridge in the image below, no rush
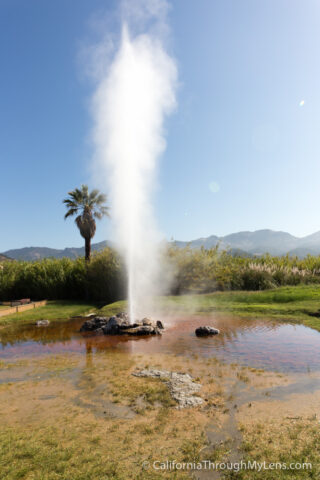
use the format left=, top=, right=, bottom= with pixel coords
left=0, top=253, right=12, bottom=262
left=174, top=229, right=320, bottom=257
left=2, top=241, right=111, bottom=261
left=3, top=229, right=320, bottom=260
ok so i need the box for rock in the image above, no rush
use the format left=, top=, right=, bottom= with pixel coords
left=80, top=313, right=163, bottom=336
left=133, top=369, right=171, bottom=379
left=116, top=312, right=129, bottom=320
left=156, top=320, right=164, bottom=329
left=142, top=318, right=152, bottom=326
left=80, top=320, right=94, bottom=332
left=80, top=316, right=108, bottom=332
left=109, top=316, right=130, bottom=328
left=36, top=320, right=50, bottom=326
left=133, top=369, right=203, bottom=409
left=195, top=326, right=220, bottom=336
left=126, top=325, right=161, bottom=335
left=93, top=316, right=108, bottom=326
left=108, top=316, right=118, bottom=325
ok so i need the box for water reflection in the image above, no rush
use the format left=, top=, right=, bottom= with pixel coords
left=1, top=315, right=320, bottom=372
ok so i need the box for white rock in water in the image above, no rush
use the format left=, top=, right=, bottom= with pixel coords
left=36, top=320, right=50, bottom=326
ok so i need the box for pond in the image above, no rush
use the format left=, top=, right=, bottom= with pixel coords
left=1, top=314, right=320, bottom=373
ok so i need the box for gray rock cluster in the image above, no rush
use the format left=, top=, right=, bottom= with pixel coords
left=132, top=369, right=203, bottom=409
left=195, top=326, right=220, bottom=336
left=80, top=312, right=164, bottom=336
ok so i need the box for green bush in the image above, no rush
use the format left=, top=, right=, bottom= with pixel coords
left=0, top=249, right=124, bottom=302
left=86, top=249, right=125, bottom=302
left=2, top=246, right=320, bottom=301
left=166, top=247, right=320, bottom=293
left=240, top=269, right=276, bottom=290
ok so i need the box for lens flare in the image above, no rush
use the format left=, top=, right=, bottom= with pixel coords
left=209, top=181, right=220, bottom=193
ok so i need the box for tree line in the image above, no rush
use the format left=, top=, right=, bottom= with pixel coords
left=2, top=246, right=320, bottom=303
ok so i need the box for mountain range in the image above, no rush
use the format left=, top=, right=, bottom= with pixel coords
left=174, top=229, right=320, bottom=257
left=1, top=241, right=112, bottom=261
left=3, top=229, right=320, bottom=261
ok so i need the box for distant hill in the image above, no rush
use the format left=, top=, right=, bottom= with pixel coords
left=0, top=253, right=12, bottom=262
left=4, top=229, right=320, bottom=260
left=2, top=241, right=112, bottom=261
left=174, top=234, right=220, bottom=250
left=221, top=230, right=299, bottom=256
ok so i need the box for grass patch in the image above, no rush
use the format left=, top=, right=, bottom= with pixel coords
left=98, top=300, right=127, bottom=317
left=0, top=300, right=98, bottom=326
left=233, top=417, right=320, bottom=479
left=2, top=285, right=320, bottom=331
left=100, top=285, right=320, bottom=331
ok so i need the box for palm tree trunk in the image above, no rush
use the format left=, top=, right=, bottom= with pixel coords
left=85, top=237, right=91, bottom=262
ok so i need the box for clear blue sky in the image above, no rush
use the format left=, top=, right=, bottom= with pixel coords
left=1, top=0, right=320, bottom=251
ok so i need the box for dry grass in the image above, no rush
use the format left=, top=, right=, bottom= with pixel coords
left=0, top=352, right=224, bottom=480
left=235, top=417, right=320, bottom=479
left=0, top=351, right=318, bottom=479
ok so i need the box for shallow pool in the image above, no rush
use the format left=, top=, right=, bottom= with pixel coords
left=1, top=314, right=320, bottom=373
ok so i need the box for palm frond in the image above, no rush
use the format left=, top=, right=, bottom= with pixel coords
left=63, top=199, right=78, bottom=208
left=81, top=185, right=89, bottom=203
left=69, top=189, right=82, bottom=203
left=95, top=193, right=107, bottom=205
left=64, top=208, right=79, bottom=219
left=93, top=212, right=104, bottom=219
left=89, top=189, right=100, bottom=201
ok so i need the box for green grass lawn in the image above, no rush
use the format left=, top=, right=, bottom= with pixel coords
left=100, top=285, right=320, bottom=331
left=2, top=285, right=320, bottom=331
left=0, top=300, right=98, bottom=326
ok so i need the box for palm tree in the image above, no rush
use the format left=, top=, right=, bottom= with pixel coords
left=63, top=185, right=109, bottom=262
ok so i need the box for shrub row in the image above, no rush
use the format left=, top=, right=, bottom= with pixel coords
left=167, top=246, right=320, bottom=293
left=0, top=249, right=125, bottom=303
left=2, top=246, right=320, bottom=302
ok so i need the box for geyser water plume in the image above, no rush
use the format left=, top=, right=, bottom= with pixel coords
left=91, top=2, right=177, bottom=321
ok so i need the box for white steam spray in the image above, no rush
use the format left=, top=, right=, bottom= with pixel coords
left=91, top=1, right=177, bottom=321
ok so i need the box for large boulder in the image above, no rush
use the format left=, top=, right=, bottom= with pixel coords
left=195, top=326, right=220, bottom=336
